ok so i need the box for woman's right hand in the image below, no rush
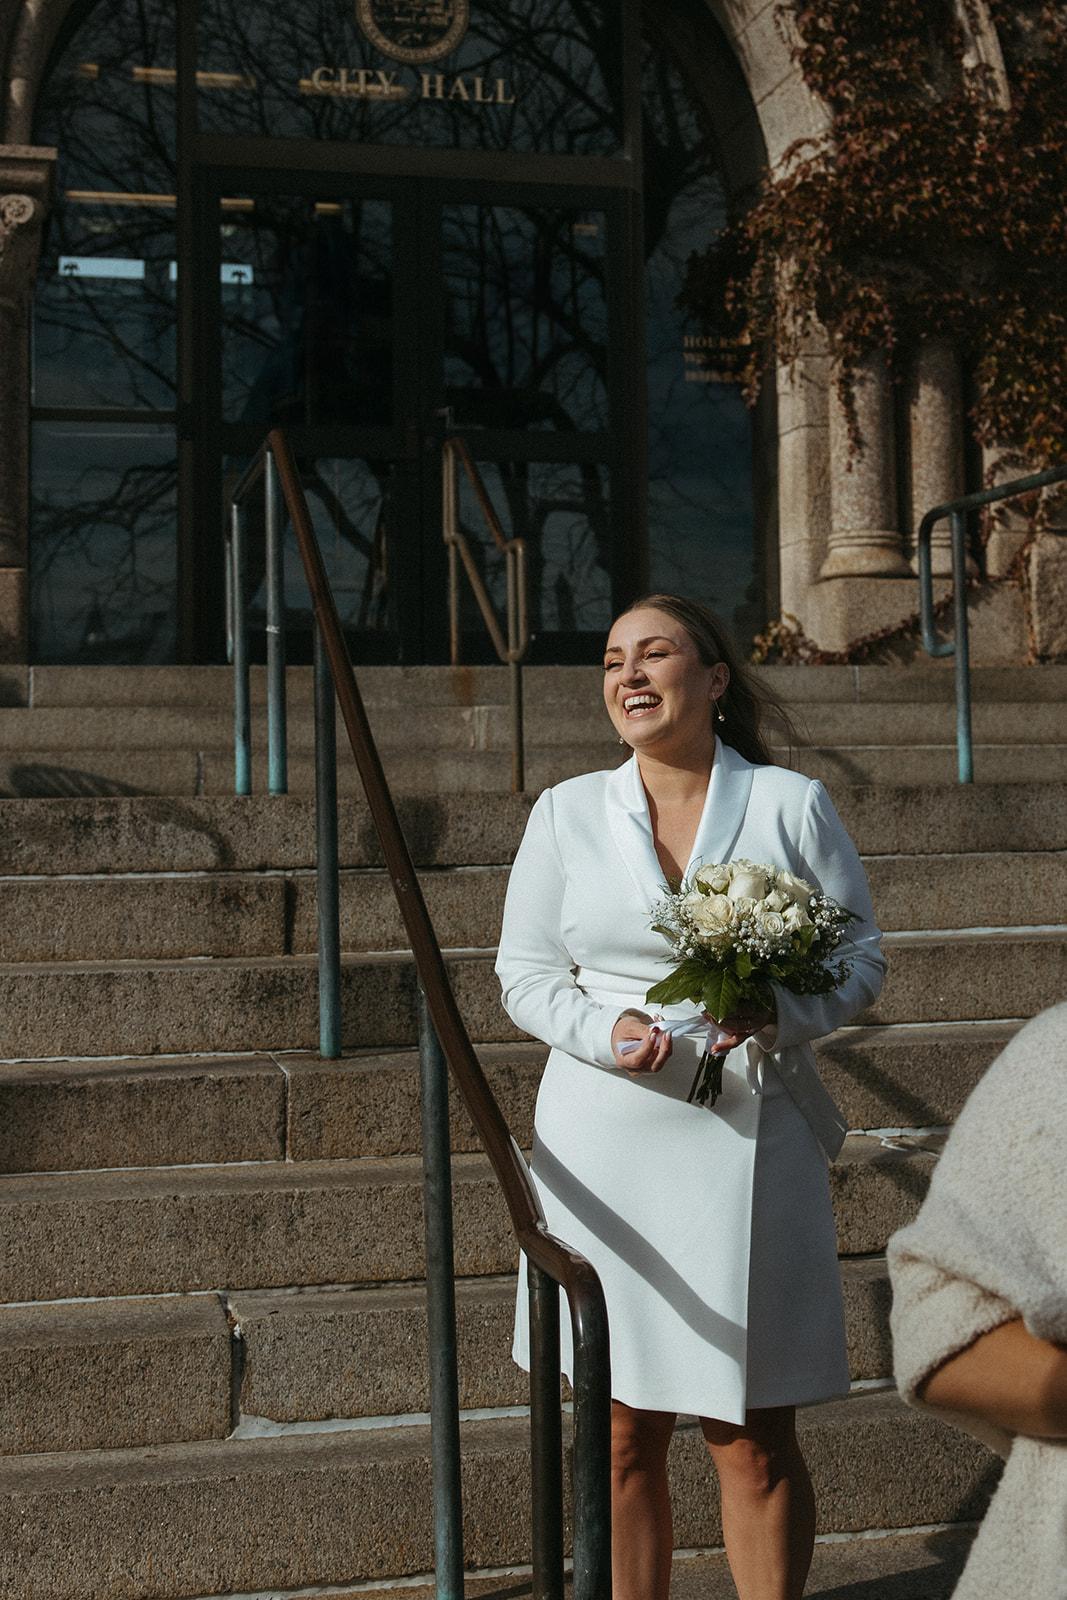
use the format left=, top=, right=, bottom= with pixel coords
left=612, top=1009, right=673, bottom=1075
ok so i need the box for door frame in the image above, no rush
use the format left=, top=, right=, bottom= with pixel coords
left=184, top=141, right=645, bottom=662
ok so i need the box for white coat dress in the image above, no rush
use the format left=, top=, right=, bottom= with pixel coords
left=495, top=741, right=886, bottom=1424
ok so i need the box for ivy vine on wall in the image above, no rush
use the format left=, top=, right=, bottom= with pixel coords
left=682, top=1, right=1067, bottom=464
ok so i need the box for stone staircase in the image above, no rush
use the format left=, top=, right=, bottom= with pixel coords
left=0, top=665, right=1064, bottom=1598
left=0, top=661, right=1065, bottom=795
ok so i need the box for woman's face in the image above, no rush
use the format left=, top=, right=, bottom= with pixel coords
left=602, top=607, right=728, bottom=758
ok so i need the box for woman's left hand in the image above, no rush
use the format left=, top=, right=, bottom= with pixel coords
left=709, top=1001, right=776, bottom=1054
left=612, top=1009, right=673, bottom=1075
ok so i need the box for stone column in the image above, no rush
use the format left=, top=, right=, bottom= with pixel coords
left=0, top=145, right=56, bottom=663
left=820, top=351, right=910, bottom=577
left=907, top=340, right=966, bottom=577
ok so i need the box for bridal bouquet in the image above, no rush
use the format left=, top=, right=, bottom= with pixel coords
left=646, top=859, right=857, bottom=1108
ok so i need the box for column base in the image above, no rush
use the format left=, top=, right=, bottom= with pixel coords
left=819, top=534, right=912, bottom=579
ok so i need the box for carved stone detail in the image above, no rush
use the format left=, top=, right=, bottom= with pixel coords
left=0, top=191, right=42, bottom=310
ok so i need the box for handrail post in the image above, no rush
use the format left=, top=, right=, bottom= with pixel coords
left=529, top=1259, right=565, bottom=1600
left=570, top=1282, right=613, bottom=1600
left=443, top=443, right=462, bottom=666
left=506, top=546, right=525, bottom=794
left=265, top=447, right=288, bottom=795
left=951, top=509, right=974, bottom=783
left=418, top=985, right=465, bottom=1600
left=313, top=617, right=342, bottom=1057
left=231, top=501, right=251, bottom=796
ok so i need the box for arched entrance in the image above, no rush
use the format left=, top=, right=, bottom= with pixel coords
left=29, top=0, right=769, bottom=664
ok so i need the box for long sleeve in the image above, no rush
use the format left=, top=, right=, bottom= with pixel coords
left=767, top=779, right=886, bottom=1052
left=495, top=789, right=621, bottom=1070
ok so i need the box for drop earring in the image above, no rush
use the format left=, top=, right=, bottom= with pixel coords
left=715, top=700, right=725, bottom=723
left=618, top=734, right=626, bottom=745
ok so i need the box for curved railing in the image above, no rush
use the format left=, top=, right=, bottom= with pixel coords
left=226, top=429, right=611, bottom=1600
left=918, top=460, right=1067, bottom=782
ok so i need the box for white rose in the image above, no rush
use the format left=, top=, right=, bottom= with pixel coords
left=729, top=895, right=759, bottom=921
left=694, top=863, right=731, bottom=894
left=783, top=903, right=811, bottom=931
left=764, top=889, right=788, bottom=912
left=778, top=870, right=815, bottom=909
left=689, top=893, right=734, bottom=934
left=757, top=910, right=786, bottom=939
left=727, top=862, right=770, bottom=902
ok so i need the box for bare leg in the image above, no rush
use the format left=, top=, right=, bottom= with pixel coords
left=700, top=1406, right=814, bottom=1600
left=610, top=1401, right=677, bottom=1600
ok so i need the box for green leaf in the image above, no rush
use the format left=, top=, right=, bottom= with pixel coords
left=701, top=966, right=745, bottom=1021
left=735, top=948, right=753, bottom=979
left=646, top=960, right=705, bottom=1006
left=717, top=968, right=743, bottom=1020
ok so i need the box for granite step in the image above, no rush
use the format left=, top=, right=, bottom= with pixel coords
left=0, top=699, right=1064, bottom=756
left=0, top=1294, right=233, bottom=1456
left=12, top=661, right=1067, bottom=709
left=0, top=1024, right=1012, bottom=1176
left=228, top=1258, right=894, bottom=1429
left=0, top=932, right=1059, bottom=1058
left=0, top=848, right=1063, bottom=961
left=359, top=1527, right=980, bottom=1600
left=0, top=788, right=1061, bottom=878
left=0, top=1259, right=896, bottom=1456
left=3, top=741, right=1066, bottom=795
left=0, top=1392, right=998, bottom=1600
left=0, top=866, right=510, bottom=962
left=0, top=1140, right=933, bottom=1304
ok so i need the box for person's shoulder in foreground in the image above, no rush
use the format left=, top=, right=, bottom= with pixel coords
left=887, top=1001, right=1067, bottom=1600
left=888, top=1000, right=1067, bottom=1450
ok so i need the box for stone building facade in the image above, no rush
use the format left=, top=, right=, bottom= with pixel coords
left=0, top=0, right=1060, bottom=668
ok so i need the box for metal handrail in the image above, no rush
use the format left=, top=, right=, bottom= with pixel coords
left=225, top=439, right=340, bottom=1056
left=918, top=460, right=1067, bottom=782
left=226, top=428, right=612, bottom=1600
left=443, top=434, right=530, bottom=792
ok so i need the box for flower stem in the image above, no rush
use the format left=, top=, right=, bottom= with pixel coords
left=687, top=1049, right=724, bottom=1108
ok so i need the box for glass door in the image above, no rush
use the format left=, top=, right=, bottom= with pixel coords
left=439, top=191, right=625, bottom=657
left=194, top=168, right=636, bottom=662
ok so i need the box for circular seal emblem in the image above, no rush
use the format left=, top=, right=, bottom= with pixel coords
left=355, top=0, right=470, bottom=64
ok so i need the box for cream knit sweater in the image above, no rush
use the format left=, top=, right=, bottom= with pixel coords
left=888, top=1001, right=1067, bottom=1600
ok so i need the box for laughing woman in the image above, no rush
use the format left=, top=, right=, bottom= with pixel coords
left=495, top=595, right=885, bottom=1600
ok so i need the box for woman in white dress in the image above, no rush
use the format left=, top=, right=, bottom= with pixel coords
left=495, top=596, right=885, bottom=1600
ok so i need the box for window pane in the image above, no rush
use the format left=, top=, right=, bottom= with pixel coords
left=458, top=459, right=612, bottom=637
left=220, top=197, right=393, bottom=428
left=643, top=49, right=758, bottom=637
left=33, top=0, right=177, bottom=407
left=226, top=455, right=398, bottom=643
left=31, top=423, right=177, bottom=663
left=444, top=206, right=608, bottom=432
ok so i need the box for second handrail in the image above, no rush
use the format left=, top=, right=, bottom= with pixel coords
left=918, top=460, right=1067, bottom=781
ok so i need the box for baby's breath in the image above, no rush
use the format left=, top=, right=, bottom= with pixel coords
left=646, top=859, right=859, bottom=1108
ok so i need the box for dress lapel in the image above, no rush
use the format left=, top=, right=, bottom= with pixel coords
left=605, top=740, right=756, bottom=906
left=604, top=755, right=667, bottom=908
left=686, top=740, right=755, bottom=877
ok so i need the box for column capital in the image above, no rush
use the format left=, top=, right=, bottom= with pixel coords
left=0, top=145, right=55, bottom=311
